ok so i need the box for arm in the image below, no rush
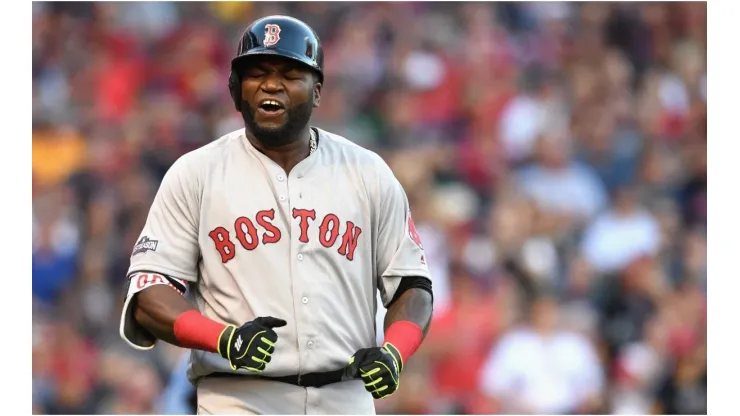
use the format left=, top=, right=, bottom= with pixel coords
left=383, top=287, right=433, bottom=337
left=119, top=153, right=225, bottom=353
left=373, top=157, right=434, bottom=364
left=130, top=280, right=231, bottom=354
left=121, top=154, right=286, bottom=370
left=381, top=286, right=433, bottom=364
left=134, top=285, right=195, bottom=346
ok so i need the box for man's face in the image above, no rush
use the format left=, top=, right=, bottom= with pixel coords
left=239, top=56, right=321, bottom=147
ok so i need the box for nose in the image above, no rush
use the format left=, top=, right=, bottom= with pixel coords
left=260, top=73, right=284, bottom=93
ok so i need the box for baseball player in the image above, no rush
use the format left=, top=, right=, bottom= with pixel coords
left=119, top=15, right=434, bottom=415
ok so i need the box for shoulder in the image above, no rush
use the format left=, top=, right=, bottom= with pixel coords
left=168, top=128, right=245, bottom=177
left=317, top=128, right=389, bottom=168
left=317, top=127, right=398, bottom=184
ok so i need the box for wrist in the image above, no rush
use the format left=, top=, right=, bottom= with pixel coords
left=173, top=310, right=229, bottom=353
left=383, top=320, right=423, bottom=366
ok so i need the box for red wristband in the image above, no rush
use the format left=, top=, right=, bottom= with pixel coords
left=173, top=310, right=227, bottom=353
left=383, top=321, right=423, bottom=364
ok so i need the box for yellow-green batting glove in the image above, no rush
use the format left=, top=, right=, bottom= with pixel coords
left=218, top=316, right=286, bottom=372
left=345, top=343, right=404, bottom=399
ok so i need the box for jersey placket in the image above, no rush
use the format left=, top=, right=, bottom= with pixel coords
left=267, top=166, right=306, bottom=376
left=287, top=164, right=319, bottom=378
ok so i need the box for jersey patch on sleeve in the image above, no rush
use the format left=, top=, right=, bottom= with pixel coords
left=132, top=236, right=159, bottom=256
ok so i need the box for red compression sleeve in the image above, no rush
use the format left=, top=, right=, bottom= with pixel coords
left=173, top=310, right=228, bottom=353
left=383, top=321, right=423, bottom=364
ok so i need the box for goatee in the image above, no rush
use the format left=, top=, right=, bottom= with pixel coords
left=242, top=98, right=314, bottom=148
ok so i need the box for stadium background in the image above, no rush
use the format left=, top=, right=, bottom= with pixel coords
left=32, top=2, right=707, bottom=414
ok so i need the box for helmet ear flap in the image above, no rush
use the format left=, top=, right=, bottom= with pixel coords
left=228, top=70, right=241, bottom=112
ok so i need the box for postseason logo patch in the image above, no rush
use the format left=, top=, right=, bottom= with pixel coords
left=132, top=236, right=159, bottom=256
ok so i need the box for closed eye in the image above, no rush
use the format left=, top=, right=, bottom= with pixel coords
left=283, top=69, right=305, bottom=81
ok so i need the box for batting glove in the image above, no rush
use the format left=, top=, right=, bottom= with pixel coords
left=218, top=316, right=287, bottom=372
left=345, top=343, right=404, bottom=399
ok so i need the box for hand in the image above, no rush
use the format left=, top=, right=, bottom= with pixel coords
left=218, top=316, right=287, bottom=372
left=344, top=343, right=404, bottom=399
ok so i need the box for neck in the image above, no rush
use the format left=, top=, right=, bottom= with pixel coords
left=246, top=127, right=313, bottom=174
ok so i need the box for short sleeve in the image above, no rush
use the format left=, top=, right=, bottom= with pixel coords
left=128, top=154, right=202, bottom=282
left=119, top=154, right=202, bottom=350
left=374, top=162, right=432, bottom=307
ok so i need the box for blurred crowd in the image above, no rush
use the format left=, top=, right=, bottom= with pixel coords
left=32, top=2, right=706, bottom=415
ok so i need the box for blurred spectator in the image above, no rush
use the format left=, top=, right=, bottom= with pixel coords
left=499, top=66, right=568, bottom=164
left=610, top=315, right=670, bottom=414
left=653, top=343, right=707, bottom=414
left=580, top=184, right=660, bottom=274
left=478, top=292, right=605, bottom=414
left=32, top=2, right=706, bottom=414
left=679, top=140, right=707, bottom=229
left=517, top=131, right=609, bottom=234
left=421, top=264, right=503, bottom=413
left=32, top=187, right=81, bottom=306
left=598, top=257, right=665, bottom=357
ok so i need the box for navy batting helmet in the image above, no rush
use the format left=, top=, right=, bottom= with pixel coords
left=228, top=15, right=324, bottom=111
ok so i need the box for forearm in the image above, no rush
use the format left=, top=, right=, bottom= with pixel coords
left=134, top=285, right=197, bottom=345
left=383, top=288, right=433, bottom=336
left=134, top=284, right=226, bottom=353
left=382, top=287, right=433, bottom=364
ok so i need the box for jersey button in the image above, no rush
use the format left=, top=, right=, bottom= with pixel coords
left=307, top=341, right=314, bottom=349
left=302, top=297, right=308, bottom=304
left=279, top=196, right=286, bottom=202
left=297, top=254, right=304, bottom=261
left=277, top=174, right=285, bottom=181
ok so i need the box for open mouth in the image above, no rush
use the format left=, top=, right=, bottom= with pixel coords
left=258, top=99, right=286, bottom=116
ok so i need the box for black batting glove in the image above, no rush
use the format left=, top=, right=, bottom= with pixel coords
left=344, top=343, right=404, bottom=399
left=217, top=316, right=287, bottom=373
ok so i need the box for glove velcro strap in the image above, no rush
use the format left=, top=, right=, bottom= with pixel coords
left=382, top=342, right=404, bottom=373
left=218, top=325, right=237, bottom=361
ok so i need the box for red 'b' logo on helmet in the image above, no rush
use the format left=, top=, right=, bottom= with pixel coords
left=264, top=24, right=281, bottom=47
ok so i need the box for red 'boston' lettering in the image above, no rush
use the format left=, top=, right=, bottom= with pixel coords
left=256, top=209, right=282, bottom=245
left=292, top=208, right=316, bottom=243
left=210, top=209, right=362, bottom=263
left=235, top=217, right=259, bottom=251
left=209, top=227, right=236, bottom=263
left=319, top=214, right=340, bottom=248
left=338, top=221, right=362, bottom=261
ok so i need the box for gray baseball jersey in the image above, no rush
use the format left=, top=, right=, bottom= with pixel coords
left=119, top=127, right=431, bottom=413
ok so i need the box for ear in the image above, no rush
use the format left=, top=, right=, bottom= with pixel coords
left=312, top=82, right=322, bottom=108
